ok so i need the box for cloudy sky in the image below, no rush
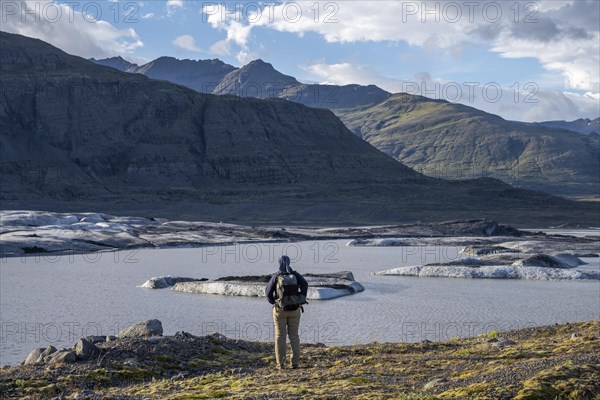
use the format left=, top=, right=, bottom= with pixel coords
left=2, top=0, right=599, bottom=121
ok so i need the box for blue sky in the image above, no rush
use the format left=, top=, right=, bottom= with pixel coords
left=2, top=0, right=599, bottom=121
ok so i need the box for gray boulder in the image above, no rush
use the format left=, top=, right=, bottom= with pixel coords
left=492, top=338, right=516, bottom=348
left=74, top=338, right=101, bottom=360
left=39, top=345, right=57, bottom=360
left=85, top=335, right=106, bottom=344
left=48, top=350, right=77, bottom=364
left=424, top=377, right=447, bottom=389
left=23, top=348, right=44, bottom=365
left=23, top=345, right=58, bottom=365
left=117, top=319, right=163, bottom=339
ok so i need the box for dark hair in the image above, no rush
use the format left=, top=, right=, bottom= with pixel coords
left=279, top=255, right=292, bottom=273
left=279, top=255, right=290, bottom=268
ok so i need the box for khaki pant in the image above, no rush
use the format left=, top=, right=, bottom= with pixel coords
left=272, top=307, right=301, bottom=368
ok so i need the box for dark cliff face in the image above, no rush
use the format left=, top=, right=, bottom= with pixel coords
left=0, top=32, right=594, bottom=225
left=1, top=32, right=420, bottom=217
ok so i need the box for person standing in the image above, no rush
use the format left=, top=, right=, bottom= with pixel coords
left=265, top=255, right=308, bottom=369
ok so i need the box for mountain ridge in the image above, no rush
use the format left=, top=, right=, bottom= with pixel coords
left=90, top=55, right=391, bottom=110
left=213, top=58, right=299, bottom=97
left=336, top=93, right=600, bottom=195
left=2, top=31, right=596, bottom=226
left=89, top=56, right=138, bottom=72
left=90, top=54, right=599, bottom=196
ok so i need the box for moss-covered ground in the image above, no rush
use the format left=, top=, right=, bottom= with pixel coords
left=1, top=321, right=598, bottom=399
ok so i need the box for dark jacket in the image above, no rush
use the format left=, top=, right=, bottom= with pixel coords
left=265, top=256, right=308, bottom=305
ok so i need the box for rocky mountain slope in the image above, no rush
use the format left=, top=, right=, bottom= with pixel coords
left=91, top=56, right=390, bottom=110
left=1, top=32, right=595, bottom=226
left=134, top=56, right=236, bottom=94
left=337, top=94, right=600, bottom=196
left=91, top=55, right=599, bottom=196
left=212, top=59, right=299, bottom=97
left=89, top=56, right=138, bottom=73
left=90, top=56, right=237, bottom=94
left=211, top=59, right=391, bottom=110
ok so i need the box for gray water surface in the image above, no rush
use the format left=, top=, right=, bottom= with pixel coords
left=1, top=239, right=599, bottom=365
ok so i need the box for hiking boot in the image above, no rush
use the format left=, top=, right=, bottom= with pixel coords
left=291, top=364, right=299, bottom=369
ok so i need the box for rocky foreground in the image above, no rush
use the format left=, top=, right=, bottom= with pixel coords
left=1, top=320, right=598, bottom=399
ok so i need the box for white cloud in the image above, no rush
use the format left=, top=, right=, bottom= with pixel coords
left=209, top=39, right=231, bottom=56
left=203, top=0, right=599, bottom=98
left=172, top=34, right=202, bottom=52
left=141, top=12, right=155, bottom=20
left=0, top=0, right=143, bottom=58
left=492, top=32, right=599, bottom=93
left=304, top=62, right=406, bottom=93
left=202, top=4, right=254, bottom=63
left=166, top=0, right=184, bottom=17
left=254, top=1, right=467, bottom=46
left=521, top=91, right=600, bottom=122
left=166, top=0, right=183, bottom=8
left=304, top=61, right=599, bottom=122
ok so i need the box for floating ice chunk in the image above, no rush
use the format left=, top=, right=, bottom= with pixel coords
left=169, top=271, right=365, bottom=300
left=174, top=281, right=266, bottom=297
left=172, top=281, right=364, bottom=300
left=461, top=245, right=521, bottom=256
left=374, top=265, right=599, bottom=280
left=511, top=253, right=585, bottom=269
left=346, top=238, right=406, bottom=247
left=91, top=222, right=136, bottom=233
left=139, top=276, right=205, bottom=289
left=79, top=214, right=106, bottom=223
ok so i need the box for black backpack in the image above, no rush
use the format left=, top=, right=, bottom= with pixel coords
left=275, top=273, right=306, bottom=310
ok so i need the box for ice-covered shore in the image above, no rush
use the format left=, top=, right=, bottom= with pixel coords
left=140, top=272, right=364, bottom=300
left=3, top=211, right=597, bottom=283
left=1, top=210, right=291, bottom=257
left=2, top=211, right=529, bottom=257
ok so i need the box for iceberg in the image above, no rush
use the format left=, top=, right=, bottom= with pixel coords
left=374, top=264, right=599, bottom=281
left=346, top=238, right=407, bottom=247
left=374, top=251, right=597, bottom=280
left=139, top=276, right=206, bottom=289
left=511, top=253, right=586, bottom=269
left=168, top=271, right=364, bottom=300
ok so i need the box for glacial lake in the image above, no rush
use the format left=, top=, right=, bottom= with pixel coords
left=1, top=236, right=599, bottom=365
